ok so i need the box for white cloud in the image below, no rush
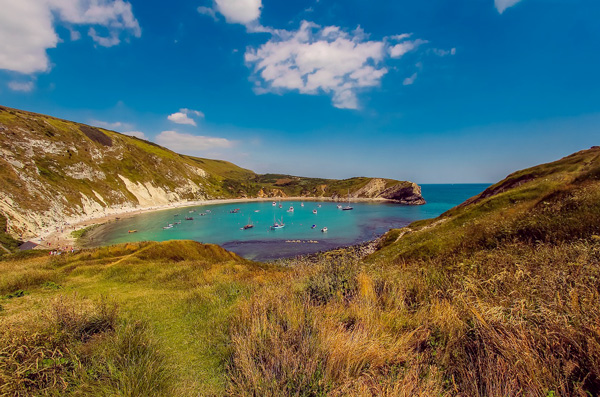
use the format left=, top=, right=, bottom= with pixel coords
left=167, top=108, right=205, bottom=126
left=155, top=131, right=233, bottom=154
left=214, top=0, right=261, bottom=25
left=197, top=6, right=218, bottom=21
left=432, top=47, right=456, bottom=57
left=0, top=0, right=140, bottom=74
left=389, top=38, right=428, bottom=58
left=245, top=21, right=426, bottom=109
left=69, top=28, right=81, bottom=41
left=403, top=73, right=417, bottom=86
left=198, top=0, right=262, bottom=28
left=495, top=0, right=523, bottom=14
left=8, top=81, right=35, bottom=92
left=124, top=131, right=146, bottom=139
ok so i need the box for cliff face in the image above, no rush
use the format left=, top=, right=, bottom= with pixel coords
left=0, top=106, right=424, bottom=240
left=352, top=178, right=426, bottom=204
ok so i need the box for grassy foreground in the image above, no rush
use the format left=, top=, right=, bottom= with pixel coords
left=2, top=147, right=600, bottom=395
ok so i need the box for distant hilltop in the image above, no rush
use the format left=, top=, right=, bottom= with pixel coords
left=0, top=105, right=424, bottom=240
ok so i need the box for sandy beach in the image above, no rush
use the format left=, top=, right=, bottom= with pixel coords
left=37, top=196, right=396, bottom=250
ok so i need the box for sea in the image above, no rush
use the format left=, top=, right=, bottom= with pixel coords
left=88, top=184, right=490, bottom=261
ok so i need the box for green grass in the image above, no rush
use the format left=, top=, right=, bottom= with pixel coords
left=0, top=240, right=281, bottom=395
left=0, top=213, right=22, bottom=254
left=70, top=224, right=98, bottom=242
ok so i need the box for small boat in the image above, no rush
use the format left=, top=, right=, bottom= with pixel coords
left=185, top=216, right=194, bottom=220
left=270, top=216, right=285, bottom=230
left=242, top=216, right=254, bottom=230
left=174, top=214, right=179, bottom=217
left=128, top=229, right=137, bottom=233
left=311, top=224, right=316, bottom=229
left=279, top=204, right=282, bottom=208
left=287, top=206, right=294, bottom=212
left=205, top=210, right=211, bottom=213
left=254, top=210, right=260, bottom=212
left=301, top=203, right=304, bottom=207
left=318, top=204, right=322, bottom=208
left=272, top=201, right=276, bottom=206
left=321, top=227, right=328, bottom=232
left=189, top=210, right=194, bottom=213
left=175, top=221, right=181, bottom=224
left=342, top=189, right=354, bottom=211
left=163, top=225, right=173, bottom=230
left=337, top=205, right=342, bottom=209
left=312, top=209, right=317, bottom=214
left=230, top=208, right=240, bottom=213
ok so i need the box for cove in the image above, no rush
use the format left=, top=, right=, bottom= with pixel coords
left=87, top=184, right=489, bottom=261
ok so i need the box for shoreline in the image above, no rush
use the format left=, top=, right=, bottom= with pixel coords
left=35, top=196, right=402, bottom=250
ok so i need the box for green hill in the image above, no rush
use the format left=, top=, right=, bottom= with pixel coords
left=0, top=105, right=423, bottom=243
left=3, top=107, right=599, bottom=395
left=225, top=147, right=600, bottom=395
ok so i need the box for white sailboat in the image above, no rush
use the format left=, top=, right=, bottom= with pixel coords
left=342, top=189, right=354, bottom=211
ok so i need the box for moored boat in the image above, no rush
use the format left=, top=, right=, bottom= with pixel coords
left=321, top=227, right=328, bottom=232
left=270, top=216, right=285, bottom=230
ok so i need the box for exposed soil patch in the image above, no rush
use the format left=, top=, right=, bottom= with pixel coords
left=80, top=125, right=112, bottom=147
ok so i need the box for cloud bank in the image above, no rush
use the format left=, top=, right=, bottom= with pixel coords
left=0, top=0, right=141, bottom=74
left=245, top=22, right=427, bottom=109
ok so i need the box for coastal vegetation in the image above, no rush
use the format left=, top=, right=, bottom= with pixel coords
left=1, top=147, right=600, bottom=395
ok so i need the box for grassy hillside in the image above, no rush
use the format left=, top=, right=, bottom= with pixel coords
left=0, top=240, right=279, bottom=396
left=0, top=105, right=422, bottom=243
left=2, top=147, right=600, bottom=395
left=224, top=147, right=600, bottom=395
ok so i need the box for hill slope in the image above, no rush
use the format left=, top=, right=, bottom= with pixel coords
left=0, top=105, right=423, bottom=241
left=224, top=147, right=600, bottom=395
left=1, top=148, right=600, bottom=395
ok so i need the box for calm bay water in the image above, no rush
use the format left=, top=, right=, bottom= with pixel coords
left=89, top=184, right=489, bottom=261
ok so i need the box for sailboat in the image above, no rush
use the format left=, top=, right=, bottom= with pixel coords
left=242, top=216, right=254, bottom=230
left=342, top=189, right=354, bottom=211
left=270, top=216, right=285, bottom=230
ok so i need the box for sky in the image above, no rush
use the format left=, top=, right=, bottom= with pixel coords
left=0, top=0, right=599, bottom=183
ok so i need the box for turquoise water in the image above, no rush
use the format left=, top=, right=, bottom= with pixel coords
left=89, top=184, right=489, bottom=261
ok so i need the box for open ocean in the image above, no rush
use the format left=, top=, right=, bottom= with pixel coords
left=88, top=184, right=490, bottom=261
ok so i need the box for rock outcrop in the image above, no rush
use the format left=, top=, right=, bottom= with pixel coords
left=352, top=179, right=426, bottom=204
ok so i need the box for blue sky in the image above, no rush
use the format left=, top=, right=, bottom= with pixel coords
left=1, top=0, right=599, bottom=183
